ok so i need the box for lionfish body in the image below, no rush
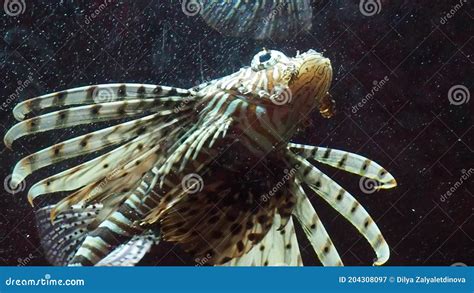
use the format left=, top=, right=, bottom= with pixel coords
left=5, top=49, right=397, bottom=266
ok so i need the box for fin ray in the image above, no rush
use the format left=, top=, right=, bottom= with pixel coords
left=27, top=127, right=166, bottom=203
left=35, top=204, right=102, bottom=266
left=13, top=83, right=191, bottom=121
left=11, top=115, right=182, bottom=186
left=288, top=143, right=397, bottom=189
left=5, top=98, right=192, bottom=148
left=289, top=152, right=390, bottom=266
left=290, top=179, right=343, bottom=266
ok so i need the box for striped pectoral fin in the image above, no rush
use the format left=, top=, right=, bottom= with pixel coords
left=260, top=215, right=302, bottom=266
left=96, top=231, right=158, bottom=266
left=111, top=166, right=162, bottom=220
left=4, top=98, right=188, bottom=148
left=288, top=143, right=397, bottom=189
left=289, top=153, right=390, bottom=266
left=179, top=117, right=233, bottom=172
left=160, top=115, right=234, bottom=178
left=90, top=146, right=161, bottom=207
left=178, top=122, right=219, bottom=172
left=280, top=218, right=303, bottom=266
left=13, top=83, right=191, bottom=121
left=50, top=148, right=160, bottom=221
left=35, top=204, right=102, bottom=266
left=290, top=180, right=343, bottom=266
left=208, top=118, right=232, bottom=148
left=26, top=131, right=162, bottom=205
left=221, top=215, right=302, bottom=267
left=9, top=114, right=176, bottom=187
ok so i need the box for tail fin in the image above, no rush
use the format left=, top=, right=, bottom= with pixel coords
left=96, top=231, right=158, bottom=266
left=6, top=83, right=195, bottom=266
left=35, top=204, right=101, bottom=266
left=36, top=204, right=159, bottom=266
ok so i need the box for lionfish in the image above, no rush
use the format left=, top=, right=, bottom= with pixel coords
left=4, top=48, right=397, bottom=266
left=197, top=0, right=313, bottom=40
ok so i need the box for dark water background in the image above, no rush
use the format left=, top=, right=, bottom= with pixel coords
left=0, top=0, right=472, bottom=266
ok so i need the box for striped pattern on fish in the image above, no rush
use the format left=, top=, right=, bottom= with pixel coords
left=5, top=49, right=397, bottom=266
left=37, top=167, right=162, bottom=266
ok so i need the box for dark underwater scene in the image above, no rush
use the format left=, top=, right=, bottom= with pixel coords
left=0, top=0, right=472, bottom=266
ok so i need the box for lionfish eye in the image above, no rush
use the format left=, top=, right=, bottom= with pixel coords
left=251, top=49, right=288, bottom=71
left=259, top=53, right=272, bottom=63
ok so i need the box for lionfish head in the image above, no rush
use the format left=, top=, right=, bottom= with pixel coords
left=251, top=49, right=333, bottom=117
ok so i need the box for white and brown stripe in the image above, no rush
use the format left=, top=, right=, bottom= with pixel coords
left=69, top=168, right=162, bottom=266
left=13, top=83, right=190, bottom=121
left=288, top=152, right=390, bottom=265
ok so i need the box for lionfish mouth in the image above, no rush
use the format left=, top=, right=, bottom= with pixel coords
left=302, top=50, right=332, bottom=77
left=291, top=50, right=333, bottom=108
